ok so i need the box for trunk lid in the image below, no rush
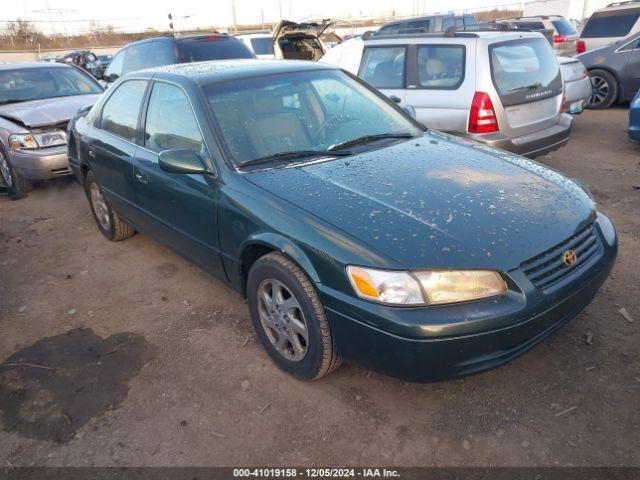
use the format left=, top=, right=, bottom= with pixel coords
left=488, top=37, right=563, bottom=138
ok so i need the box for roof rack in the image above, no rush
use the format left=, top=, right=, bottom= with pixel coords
left=364, top=23, right=528, bottom=40
left=444, top=23, right=529, bottom=36
left=607, top=0, right=640, bottom=7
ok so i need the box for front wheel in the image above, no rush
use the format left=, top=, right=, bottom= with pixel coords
left=84, top=170, right=135, bottom=241
left=0, top=149, right=34, bottom=199
left=247, top=253, right=341, bottom=380
left=588, top=69, right=618, bottom=110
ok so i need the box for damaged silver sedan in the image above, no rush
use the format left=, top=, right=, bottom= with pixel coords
left=0, top=62, right=102, bottom=198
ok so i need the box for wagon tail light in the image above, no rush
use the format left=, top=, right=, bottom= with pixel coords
left=468, top=92, right=499, bottom=134
left=560, top=90, right=566, bottom=113
left=553, top=34, right=567, bottom=43
left=576, top=39, right=586, bottom=54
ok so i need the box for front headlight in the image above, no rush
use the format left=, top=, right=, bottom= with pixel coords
left=8, top=130, right=67, bottom=150
left=8, top=133, right=38, bottom=150
left=347, top=266, right=506, bottom=306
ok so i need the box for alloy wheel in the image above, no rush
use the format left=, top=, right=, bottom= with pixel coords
left=589, top=75, right=609, bottom=107
left=257, top=278, right=309, bottom=362
left=90, top=183, right=111, bottom=230
left=0, top=154, right=12, bottom=188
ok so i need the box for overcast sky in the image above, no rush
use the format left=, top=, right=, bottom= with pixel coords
left=5, top=0, right=610, bottom=35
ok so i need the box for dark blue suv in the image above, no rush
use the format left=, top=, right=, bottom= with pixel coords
left=102, top=34, right=254, bottom=84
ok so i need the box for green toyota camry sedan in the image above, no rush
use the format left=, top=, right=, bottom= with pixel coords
left=68, top=60, right=617, bottom=382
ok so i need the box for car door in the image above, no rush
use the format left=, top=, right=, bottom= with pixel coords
left=403, top=43, right=470, bottom=130
left=358, top=45, right=408, bottom=106
left=621, top=37, right=640, bottom=100
left=89, top=79, right=148, bottom=222
left=132, top=81, right=224, bottom=278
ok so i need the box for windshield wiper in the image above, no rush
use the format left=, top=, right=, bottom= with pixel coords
left=505, top=82, right=544, bottom=94
left=238, top=149, right=352, bottom=168
left=328, top=132, right=416, bottom=151
left=0, top=99, right=25, bottom=106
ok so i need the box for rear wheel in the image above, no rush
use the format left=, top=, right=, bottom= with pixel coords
left=84, top=170, right=135, bottom=241
left=0, top=149, right=33, bottom=199
left=588, top=69, right=618, bottom=109
left=247, top=253, right=341, bottom=380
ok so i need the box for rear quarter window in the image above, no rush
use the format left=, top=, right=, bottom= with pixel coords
left=582, top=10, right=640, bottom=38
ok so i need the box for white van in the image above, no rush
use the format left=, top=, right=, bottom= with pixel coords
left=580, top=1, right=640, bottom=50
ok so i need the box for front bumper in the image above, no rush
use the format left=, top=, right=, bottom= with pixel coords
left=461, top=113, right=573, bottom=158
left=9, top=145, right=72, bottom=180
left=319, top=218, right=617, bottom=382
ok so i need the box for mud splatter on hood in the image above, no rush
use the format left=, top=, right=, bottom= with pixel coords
left=246, top=131, right=595, bottom=270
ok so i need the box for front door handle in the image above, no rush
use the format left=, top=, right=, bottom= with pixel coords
left=87, top=149, right=96, bottom=158
left=134, top=170, right=148, bottom=184
left=389, top=95, right=402, bottom=104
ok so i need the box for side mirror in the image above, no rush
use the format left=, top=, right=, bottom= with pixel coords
left=402, top=105, right=417, bottom=118
left=158, top=148, right=208, bottom=175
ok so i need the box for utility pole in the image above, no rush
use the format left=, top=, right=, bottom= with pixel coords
left=168, top=13, right=174, bottom=33
left=582, top=0, right=590, bottom=20
left=231, top=0, right=238, bottom=33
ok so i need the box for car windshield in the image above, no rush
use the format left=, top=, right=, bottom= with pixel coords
left=203, top=69, right=422, bottom=166
left=250, top=37, right=275, bottom=55
left=0, top=67, right=102, bottom=105
left=176, top=36, right=254, bottom=62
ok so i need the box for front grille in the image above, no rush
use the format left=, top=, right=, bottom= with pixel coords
left=521, top=224, right=603, bottom=290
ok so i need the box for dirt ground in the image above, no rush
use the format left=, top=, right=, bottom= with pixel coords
left=0, top=107, right=639, bottom=467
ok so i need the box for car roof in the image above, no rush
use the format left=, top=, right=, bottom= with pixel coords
left=126, top=33, right=237, bottom=47
left=365, top=30, right=543, bottom=43
left=0, top=61, right=72, bottom=71
left=140, top=59, right=337, bottom=85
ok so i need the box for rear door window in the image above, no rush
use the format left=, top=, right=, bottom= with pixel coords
left=581, top=10, right=640, bottom=38
left=359, top=46, right=407, bottom=89
left=417, top=45, right=465, bottom=89
left=513, top=21, right=546, bottom=30
left=489, top=37, right=562, bottom=105
left=100, top=80, right=147, bottom=141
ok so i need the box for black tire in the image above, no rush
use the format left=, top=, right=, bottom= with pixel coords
left=83, top=170, right=135, bottom=241
left=588, top=69, right=618, bottom=110
left=0, top=148, right=34, bottom=199
left=247, top=252, right=341, bottom=380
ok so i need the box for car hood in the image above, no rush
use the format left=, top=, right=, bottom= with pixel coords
left=0, top=94, right=101, bottom=129
left=245, top=131, right=595, bottom=270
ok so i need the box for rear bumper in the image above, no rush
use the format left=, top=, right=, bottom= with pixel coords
left=319, top=218, right=616, bottom=382
left=9, top=146, right=72, bottom=180
left=462, top=114, right=573, bottom=158
left=565, top=76, right=592, bottom=109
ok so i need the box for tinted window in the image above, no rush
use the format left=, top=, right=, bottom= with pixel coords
left=101, top=80, right=147, bottom=141
left=552, top=18, right=577, bottom=35
left=490, top=38, right=561, bottom=103
left=204, top=69, right=420, bottom=165
left=464, top=16, right=478, bottom=26
left=379, top=19, right=431, bottom=33
left=418, top=45, right=465, bottom=89
left=0, top=67, right=102, bottom=105
left=359, top=46, right=406, bottom=89
left=144, top=82, right=204, bottom=154
left=514, top=21, right=546, bottom=30
left=176, top=36, right=254, bottom=62
left=104, top=50, right=125, bottom=81
left=122, top=43, right=161, bottom=73
left=250, top=37, right=275, bottom=55
left=582, top=10, right=640, bottom=38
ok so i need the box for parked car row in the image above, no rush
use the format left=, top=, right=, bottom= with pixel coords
left=0, top=8, right=627, bottom=382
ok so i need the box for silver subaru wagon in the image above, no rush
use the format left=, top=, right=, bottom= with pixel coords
left=321, top=30, right=572, bottom=158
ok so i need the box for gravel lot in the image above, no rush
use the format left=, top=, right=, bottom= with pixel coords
left=0, top=106, right=638, bottom=467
